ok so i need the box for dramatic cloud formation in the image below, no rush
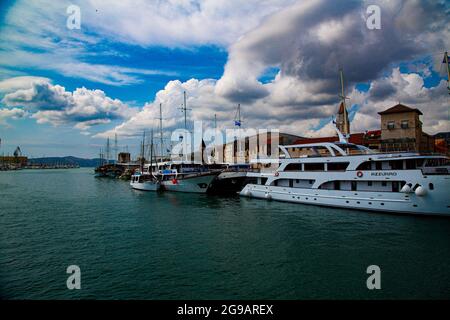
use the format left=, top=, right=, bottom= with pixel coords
left=97, top=0, right=449, bottom=139
left=1, top=0, right=448, bottom=148
left=0, top=77, right=137, bottom=130
left=351, top=68, right=450, bottom=134
left=216, top=0, right=448, bottom=104
left=0, top=0, right=294, bottom=85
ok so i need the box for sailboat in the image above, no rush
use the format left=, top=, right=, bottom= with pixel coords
left=130, top=130, right=161, bottom=191
left=155, top=92, right=220, bottom=193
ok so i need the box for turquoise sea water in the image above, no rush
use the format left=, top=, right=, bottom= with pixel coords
left=1, top=168, right=449, bottom=299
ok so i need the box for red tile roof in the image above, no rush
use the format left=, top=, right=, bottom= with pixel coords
left=378, top=104, right=423, bottom=115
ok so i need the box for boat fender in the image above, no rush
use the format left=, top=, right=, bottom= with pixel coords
left=172, top=178, right=178, bottom=185
left=265, top=193, right=272, bottom=200
left=274, top=172, right=279, bottom=177
left=244, top=190, right=252, bottom=197
left=356, top=171, right=363, bottom=178
left=415, top=186, right=427, bottom=197
left=400, top=183, right=412, bottom=193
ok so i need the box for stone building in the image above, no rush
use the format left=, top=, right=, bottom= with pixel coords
left=378, top=104, right=434, bottom=153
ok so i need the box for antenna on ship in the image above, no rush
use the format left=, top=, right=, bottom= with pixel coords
left=331, top=118, right=348, bottom=144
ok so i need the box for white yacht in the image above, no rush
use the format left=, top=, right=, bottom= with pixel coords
left=240, top=140, right=450, bottom=217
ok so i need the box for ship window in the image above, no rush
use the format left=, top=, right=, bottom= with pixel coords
left=328, top=162, right=349, bottom=171
left=296, top=179, right=300, bottom=183
left=392, top=181, right=399, bottom=192
left=351, top=181, right=357, bottom=191
left=375, top=162, right=382, bottom=170
left=382, top=181, right=387, bottom=187
left=429, top=183, right=434, bottom=190
left=356, top=162, right=371, bottom=170
left=387, top=121, right=395, bottom=130
left=304, top=163, right=325, bottom=171
left=334, top=181, right=341, bottom=190
left=261, top=178, right=268, bottom=185
left=289, top=179, right=293, bottom=188
left=309, top=180, right=314, bottom=184
left=405, top=159, right=416, bottom=169
left=368, top=181, right=372, bottom=186
left=284, top=163, right=302, bottom=171
left=389, top=160, right=403, bottom=170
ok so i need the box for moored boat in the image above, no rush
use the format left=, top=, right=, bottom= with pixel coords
left=240, top=132, right=450, bottom=216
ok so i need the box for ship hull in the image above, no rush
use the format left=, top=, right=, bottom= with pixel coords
left=240, top=177, right=450, bottom=217
left=161, top=173, right=218, bottom=193
left=130, top=181, right=160, bottom=191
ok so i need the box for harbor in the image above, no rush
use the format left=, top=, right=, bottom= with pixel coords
left=1, top=0, right=449, bottom=305
left=90, top=69, right=450, bottom=217
left=1, top=167, right=450, bottom=299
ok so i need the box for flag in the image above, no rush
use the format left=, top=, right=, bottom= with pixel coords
left=234, top=120, right=241, bottom=127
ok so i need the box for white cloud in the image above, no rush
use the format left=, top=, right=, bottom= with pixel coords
left=0, top=0, right=296, bottom=85
left=0, top=107, right=28, bottom=126
left=0, top=77, right=138, bottom=130
left=352, top=68, right=450, bottom=134
left=0, top=76, right=51, bottom=93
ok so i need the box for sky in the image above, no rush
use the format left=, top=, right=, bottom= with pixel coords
left=0, top=0, right=448, bottom=158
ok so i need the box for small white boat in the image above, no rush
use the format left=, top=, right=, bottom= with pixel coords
left=130, top=173, right=160, bottom=191
left=130, top=130, right=160, bottom=192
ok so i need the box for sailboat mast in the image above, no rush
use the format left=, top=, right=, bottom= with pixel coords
left=150, top=129, right=153, bottom=174
left=184, top=91, right=188, bottom=131
left=114, top=133, right=118, bottom=164
left=140, top=131, right=145, bottom=173
left=159, top=103, right=163, bottom=163
left=106, top=137, right=110, bottom=164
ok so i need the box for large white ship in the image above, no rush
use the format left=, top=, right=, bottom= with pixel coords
left=240, top=139, right=450, bottom=216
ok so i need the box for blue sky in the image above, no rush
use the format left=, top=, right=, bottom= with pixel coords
left=0, top=0, right=448, bottom=158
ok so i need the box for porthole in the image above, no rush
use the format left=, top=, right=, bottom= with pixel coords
left=381, top=203, right=384, bottom=206
left=429, top=183, right=434, bottom=190
left=368, top=202, right=372, bottom=205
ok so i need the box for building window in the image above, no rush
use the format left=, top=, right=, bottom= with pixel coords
left=401, top=120, right=409, bottom=129
left=387, top=121, right=395, bottom=130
